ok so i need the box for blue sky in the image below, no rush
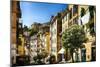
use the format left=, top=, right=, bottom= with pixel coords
left=20, top=2, right=67, bottom=27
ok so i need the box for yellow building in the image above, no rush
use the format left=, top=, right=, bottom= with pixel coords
left=44, top=32, right=50, bottom=55
left=36, top=24, right=50, bottom=54
left=39, top=25, right=51, bottom=56
left=18, top=34, right=25, bottom=56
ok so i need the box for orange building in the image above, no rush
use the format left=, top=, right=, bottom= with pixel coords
left=11, top=0, right=21, bottom=65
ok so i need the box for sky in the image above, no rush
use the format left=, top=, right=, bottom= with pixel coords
left=20, top=1, right=67, bottom=27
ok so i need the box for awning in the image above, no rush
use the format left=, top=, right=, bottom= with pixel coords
left=81, top=12, right=90, bottom=25
left=58, top=47, right=66, bottom=54
left=78, top=12, right=90, bottom=25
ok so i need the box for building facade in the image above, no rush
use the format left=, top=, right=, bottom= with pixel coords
left=30, top=34, right=37, bottom=63
left=11, top=0, right=21, bottom=65
left=50, top=13, right=62, bottom=62
left=61, top=4, right=96, bottom=62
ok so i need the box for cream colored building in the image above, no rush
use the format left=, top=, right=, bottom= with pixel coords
left=62, top=5, right=96, bottom=62
left=50, top=13, right=62, bottom=62
left=30, top=34, right=37, bottom=63
left=50, top=17, right=57, bottom=59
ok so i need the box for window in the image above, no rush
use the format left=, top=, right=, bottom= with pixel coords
left=68, top=21, right=72, bottom=26
left=62, top=19, right=64, bottom=24
left=64, top=14, right=68, bottom=22
left=66, top=15, right=67, bottom=21
left=64, top=16, right=66, bottom=22
left=62, top=15, right=67, bottom=24
left=73, top=17, right=78, bottom=24
left=73, top=5, right=78, bottom=15
left=89, top=6, right=95, bottom=19
left=19, top=24, right=21, bottom=28
left=81, top=8, right=85, bottom=17
left=52, top=47, right=56, bottom=52
left=69, top=8, right=72, bottom=19
left=18, top=38, right=22, bottom=45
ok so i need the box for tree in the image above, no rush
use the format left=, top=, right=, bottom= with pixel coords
left=62, top=24, right=87, bottom=62
left=33, top=48, right=48, bottom=64
left=29, top=29, right=38, bottom=36
left=29, top=22, right=42, bottom=36
left=23, top=25, right=28, bottom=31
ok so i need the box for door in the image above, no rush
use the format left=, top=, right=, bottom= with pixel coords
left=91, top=47, right=96, bottom=61
left=81, top=48, right=86, bottom=62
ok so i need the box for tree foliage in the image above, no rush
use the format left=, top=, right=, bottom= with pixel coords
left=62, top=24, right=86, bottom=49
left=29, top=29, right=38, bottom=36
left=33, top=48, right=48, bottom=64
left=62, top=24, right=87, bottom=62
left=23, top=25, right=28, bottom=31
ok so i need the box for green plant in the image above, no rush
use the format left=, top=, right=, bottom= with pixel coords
left=33, top=48, right=48, bottom=64
left=62, top=24, right=87, bottom=62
